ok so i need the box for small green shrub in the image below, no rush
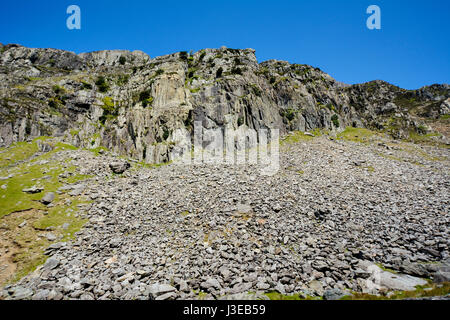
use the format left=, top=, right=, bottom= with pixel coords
left=101, top=96, right=115, bottom=113
left=117, top=74, right=130, bottom=86
left=119, top=56, right=126, bottom=65
left=52, top=85, right=65, bottom=95
left=188, top=68, right=197, bottom=79
left=331, top=114, right=340, bottom=127
left=48, top=97, right=62, bottom=109
left=95, top=76, right=109, bottom=93
left=163, top=129, right=170, bottom=140
left=283, top=108, right=297, bottom=122
left=99, top=97, right=118, bottom=125
left=139, top=90, right=154, bottom=107
left=81, top=81, right=92, bottom=90
left=326, top=104, right=336, bottom=112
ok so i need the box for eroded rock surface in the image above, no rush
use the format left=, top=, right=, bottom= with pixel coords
left=1, top=44, right=448, bottom=164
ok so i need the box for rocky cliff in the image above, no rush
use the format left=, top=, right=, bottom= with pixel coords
left=1, top=43, right=449, bottom=163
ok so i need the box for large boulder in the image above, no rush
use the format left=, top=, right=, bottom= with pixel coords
left=109, top=161, right=130, bottom=174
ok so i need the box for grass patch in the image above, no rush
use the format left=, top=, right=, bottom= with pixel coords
left=0, top=138, right=51, bottom=168
left=193, top=290, right=208, bottom=300
left=70, top=129, right=80, bottom=137
left=32, top=198, right=89, bottom=239
left=89, top=146, right=108, bottom=156
left=7, top=197, right=89, bottom=284
left=375, top=263, right=398, bottom=274
left=265, top=291, right=322, bottom=300
left=0, top=140, right=84, bottom=218
left=281, top=131, right=314, bottom=145
left=341, top=282, right=450, bottom=300
left=0, top=140, right=91, bottom=285
left=337, top=127, right=379, bottom=144
left=180, top=211, right=190, bottom=217
left=408, top=131, right=447, bottom=148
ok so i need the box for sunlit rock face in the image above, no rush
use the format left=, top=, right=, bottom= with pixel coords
left=0, top=44, right=448, bottom=163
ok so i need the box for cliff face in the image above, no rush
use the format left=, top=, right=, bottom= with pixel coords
left=0, top=43, right=448, bottom=163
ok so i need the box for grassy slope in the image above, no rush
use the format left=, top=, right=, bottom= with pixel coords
left=0, top=139, right=91, bottom=285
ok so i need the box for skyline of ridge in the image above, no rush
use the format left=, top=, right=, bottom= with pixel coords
left=1, top=0, right=449, bottom=90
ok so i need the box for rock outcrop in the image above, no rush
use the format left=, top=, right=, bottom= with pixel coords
left=1, top=44, right=448, bottom=163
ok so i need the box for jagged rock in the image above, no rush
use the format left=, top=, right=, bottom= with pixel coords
left=200, top=278, right=221, bottom=290
left=109, top=161, right=130, bottom=174
left=433, top=270, right=450, bottom=283
left=307, top=280, right=324, bottom=296
left=0, top=53, right=448, bottom=301
left=43, top=257, right=60, bottom=270
left=41, top=192, right=55, bottom=205
left=1, top=44, right=448, bottom=163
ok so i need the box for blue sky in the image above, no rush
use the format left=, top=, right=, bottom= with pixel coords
left=1, top=0, right=449, bottom=89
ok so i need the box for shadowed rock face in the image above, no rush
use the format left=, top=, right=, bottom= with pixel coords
left=0, top=44, right=448, bottom=163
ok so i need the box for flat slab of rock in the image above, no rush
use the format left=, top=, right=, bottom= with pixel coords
left=147, top=283, right=176, bottom=297
left=379, top=271, right=427, bottom=291
left=43, top=257, right=60, bottom=270
left=22, top=185, right=43, bottom=193
left=12, top=287, right=33, bottom=300
left=364, top=264, right=428, bottom=292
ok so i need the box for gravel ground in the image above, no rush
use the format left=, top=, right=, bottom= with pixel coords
left=1, top=135, right=449, bottom=300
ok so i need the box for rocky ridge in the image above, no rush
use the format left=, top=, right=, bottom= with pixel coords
left=1, top=43, right=449, bottom=164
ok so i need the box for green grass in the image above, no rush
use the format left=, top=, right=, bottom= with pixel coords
left=192, top=290, right=208, bottom=300
left=341, top=282, right=450, bottom=300
left=33, top=198, right=89, bottom=238
left=281, top=131, right=314, bottom=145
left=375, top=263, right=398, bottom=274
left=11, top=252, right=47, bottom=284
left=337, top=127, right=378, bottom=143
left=0, top=140, right=92, bottom=285
left=0, top=142, right=86, bottom=218
left=89, top=146, right=109, bottom=156
left=70, top=129, right=80, bottom=137
left=7, top=197, right=89, bottom=284
left=265, top=291, right=322, bottom=300
left=408, top=131, right=447, bottom=148
left=0, top=138, right=50, bottom=168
